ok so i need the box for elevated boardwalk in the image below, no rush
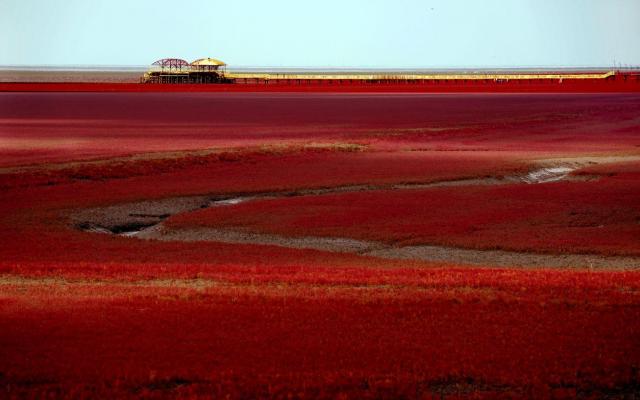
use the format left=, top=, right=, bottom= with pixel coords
left=226, top=70, right=617, bottom=83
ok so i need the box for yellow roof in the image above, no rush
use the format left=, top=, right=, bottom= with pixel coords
left=191, top=58, right=226, bottom=66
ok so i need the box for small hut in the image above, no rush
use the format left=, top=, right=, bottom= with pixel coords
left=142, top=58, right=190, bottom=83
left=189, top=58, right=227, bottom=83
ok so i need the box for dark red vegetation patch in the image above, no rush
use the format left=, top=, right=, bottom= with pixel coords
left=1, top=269, right=640, bottom=399
left=0, top=148, right=523, bottom=191
left=169, top=161, right=640, bottom=257
left=2, top=92, right=640, bottom=166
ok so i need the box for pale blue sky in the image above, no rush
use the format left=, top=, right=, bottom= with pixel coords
left=1, top=0, right=639, bottom=67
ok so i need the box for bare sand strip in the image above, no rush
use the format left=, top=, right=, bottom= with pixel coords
left=365, top=245, right=639, bottom=270
left=132, top=225, right=640, bottom=270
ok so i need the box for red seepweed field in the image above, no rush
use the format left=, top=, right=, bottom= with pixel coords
left=1, top=88, right=640, bottom=399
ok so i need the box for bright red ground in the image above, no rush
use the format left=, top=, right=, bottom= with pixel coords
left=1, top=91, right=640, bottom=398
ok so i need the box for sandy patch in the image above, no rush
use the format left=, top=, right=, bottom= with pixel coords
left=130, top=225, right=640, bottom=270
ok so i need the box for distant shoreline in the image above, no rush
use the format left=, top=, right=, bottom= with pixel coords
left=2, top=66, right=635, bottom=83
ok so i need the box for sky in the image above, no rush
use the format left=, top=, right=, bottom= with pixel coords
left=1, top=0, right=639, bottom=68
